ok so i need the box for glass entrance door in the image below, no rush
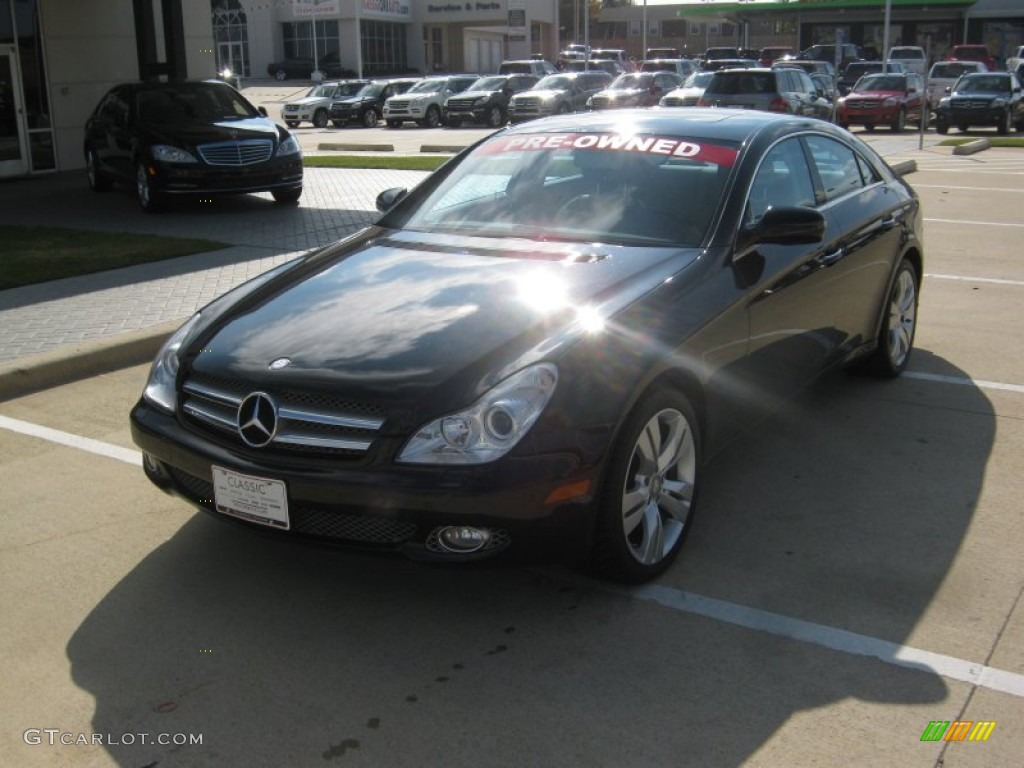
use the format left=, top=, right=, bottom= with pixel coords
left=0, top=48, right=28, bottom=176
left=217, top=42, right=247, bottom=79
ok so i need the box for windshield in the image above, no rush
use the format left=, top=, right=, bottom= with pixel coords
left=957, top=75, right=1010, bottom=93
left=684, top=72, right=714, bottom=88
left=136, top=84, right=258, bottom=123
left=385, top=131, right=739, bottom=247
left=470, top=77, right=507, bottom=91
left=706, top=72, right=775, bottom=95
left=889, top=49, right=921, bottom=59
left=407, top=79, right=445, bottom=94
left=536, top=75, right=572, bottom=90
left=591, top=51, right=622, bottom=61
left=857, top=74, right=906, bottom=91
left=611, top=74, right=653, bottom=90
left=930, top=63, right=976, bottom=78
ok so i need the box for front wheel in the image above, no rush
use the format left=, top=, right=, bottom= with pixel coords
left=936, top=117, right=949, bottom=134
left=136, top=162, right=163, bottom=213
left=421, top=105, right=441, bottom=128
left=285, top=120, right=299, bottom=129
left=858, top=259, right=919, bottom=378
left=485, top=105, right=505, bottom=128
left=891, top=108, right=906, bottom=133
left=593, top=388, right=700, bottom=583
left=361, top=107, right=379, bottom=128
left=86, top=148, right=112, bottom=192
left=997, top=110, right=1011, bottom=135
left=312, top=108, right=329, bottom=129
left=272, top=186, right=302, bottom=205
left=274, top=69, right=286, bottom=81
left=385, top=119, right=401, bottom=129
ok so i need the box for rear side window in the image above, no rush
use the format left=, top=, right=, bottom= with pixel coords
left=804, top=135, right=871, bottom=202
left=745, top=138, right=816, bottom=225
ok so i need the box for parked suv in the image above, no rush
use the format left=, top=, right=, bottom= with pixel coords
left=328, top=78, right=418, bottom=128
left=935, top=71, right=1024, bottom=134
left=947, top=44, right=998, bottom=73
left=507, top=71, right=612, bottom=122
left=586, top=71, right=683, bottom=110
left=699, top=67, right=831, bottom=119
left=799, top=43, right=864, bottom=69
left=282, top=81, right=367, bottom=128
left=838, top=60, right=905, bottom=96
left=383, top=75, right=479, bottom=128
left=926, top=61, right=987, bottom=109
left=640, top=59, right=698, bottom=78
left=887, top=46, right=927, bottom=76
left=837, top=72, right=925, bottom=132
left=443, top=74, right=538, bottom=127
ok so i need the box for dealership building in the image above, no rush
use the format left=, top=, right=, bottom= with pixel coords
left=3, top=0, right=1019, bottom=180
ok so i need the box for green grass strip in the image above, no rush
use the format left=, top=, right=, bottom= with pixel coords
left=0, top=226, right=228, bottom=290
left=303, top=155, right=449, bottom=171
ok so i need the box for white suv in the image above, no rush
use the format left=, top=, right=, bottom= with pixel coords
left=383, top=75, right=479, bottom=128
left=888, top=46, right=927, bottom=77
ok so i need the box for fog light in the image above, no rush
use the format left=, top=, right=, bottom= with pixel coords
left=436, top=525, right=492, bottom=553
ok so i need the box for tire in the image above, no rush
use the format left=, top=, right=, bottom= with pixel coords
left=312, top=108, right=329, bottom=129
left=557, top=103, right=571, bottom=115
left=593, top=388, right=700, bottom=583
left=331, top=120, right=344, bottom=128
left=444, top=116, right=462, bottom=128
left=136, top=161, right=163, bottom=213
left=997, top=110, right=1011, bottom=135
left=891, top=108, right=905, bottom=133
left=361, top=107, right=379, bottom=128
left=936, top=118, right=949, bottom=135
left=839, top=122, right=850, bottom=130
left=386, top=119, right=401, bottom=129
left=85, top=148, right=112, bottom=192
left=274, top=69, right=286, bottom=81
left=858, top=259, right=919, bottom=378
left=864, top=124, right=876, bottom=132
left=272, top=186, right=302, bottom=205
left=285, top=121, right=299, bottom=129
left=485, top=105, right=505, bottom=128
left=957, top=124, right=969, bottom=133
left=420, top=105, right=441, bottom=128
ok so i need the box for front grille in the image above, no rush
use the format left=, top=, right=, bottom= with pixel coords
left=952, top=98, right=992, bottom=110
left=180, top=372, right=386, bottom=458
left=167, top=467, right=417, bottom=546
left=661, top=96, right=699, bottom=107
left=197, top=140, right=274, bottom=166
left=590, top=96, right=610, bottom=109
left=446, top=97, right=475, bottom=110
left=514, top=97, right=541, bottom=110
left=846, top=99, right=880, bottom=109
left=388, top=100, right=409, bottom=110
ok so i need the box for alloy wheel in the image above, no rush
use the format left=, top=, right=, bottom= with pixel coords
left=886, top=267, right=917, bottom=369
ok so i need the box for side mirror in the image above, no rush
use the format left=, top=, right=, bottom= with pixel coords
left=376, top=187, right=408, bottom=213
left=258, top=106, right=268, bottom=117
left=737, top=206, right=825, bottom=254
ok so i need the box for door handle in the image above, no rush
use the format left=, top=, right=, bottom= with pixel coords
left=880, top=216, right=898, bottom=230
left=816, top=248, right=845, bottom=267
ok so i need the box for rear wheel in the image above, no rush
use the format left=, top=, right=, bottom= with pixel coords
left=85, top=148, right=112, bottom=192
left=361, top=107, right=379, bottom=128
left=312, top=108, right=329, bottom=129
left=857, top=259, right=918, bottom=378
left=593, top=388, right=700, bottom=584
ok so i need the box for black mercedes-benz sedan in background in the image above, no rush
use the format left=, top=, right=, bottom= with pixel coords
left=84, top=80, right=303, bottom=212
left=131, top=109, right=923, bottom=583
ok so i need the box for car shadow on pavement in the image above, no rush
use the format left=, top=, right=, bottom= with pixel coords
left=66, top=352, right=990, bottom=766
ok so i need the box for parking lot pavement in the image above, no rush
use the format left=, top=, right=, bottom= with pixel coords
left=1, top=148, right=1023, bottom=766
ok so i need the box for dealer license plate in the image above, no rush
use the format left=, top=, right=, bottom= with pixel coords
left=212, top=466, right=290, bottom=530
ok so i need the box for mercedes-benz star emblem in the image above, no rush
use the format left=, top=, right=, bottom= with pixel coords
left=269, top=357, right=292, bottom=370
left=237, top=392, right=278, bottom=448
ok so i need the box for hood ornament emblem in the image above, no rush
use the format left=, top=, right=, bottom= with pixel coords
left=269, top=357, right=292, bottom=370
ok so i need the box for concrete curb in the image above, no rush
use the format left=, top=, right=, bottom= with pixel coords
left=890, top=159, right=918, bottom=176
left=318, top=142, right=395, bottom=152
left=420, top=144, right=468, bottom=153
left=0, top=321, right=178, bottom=402
left=952, top=139, right=991, bottom=156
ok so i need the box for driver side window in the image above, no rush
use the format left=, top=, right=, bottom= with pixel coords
left=745, top=138, right=816, bottom=225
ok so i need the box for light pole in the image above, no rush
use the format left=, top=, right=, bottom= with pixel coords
left=642, top=0, right=647, bottom=61
left=355, top=0, right=363, bottom=79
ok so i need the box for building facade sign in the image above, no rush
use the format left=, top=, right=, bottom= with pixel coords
left=362, top=0, right=410, bottom=20
left=292, top=0, right=338, bottom=18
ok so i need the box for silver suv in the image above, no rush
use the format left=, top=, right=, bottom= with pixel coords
left=383, top=75, right=479, bottom=128
left=508, top=71, right=612, bottom=123
left=282, top=81, right=367, bottom=128
left=700, top=67, right=831, bottom=119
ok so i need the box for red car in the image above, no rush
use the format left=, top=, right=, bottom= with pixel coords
left=947, top=44, right=998, bottom=73
left=837, top=72, right=926, bottom=133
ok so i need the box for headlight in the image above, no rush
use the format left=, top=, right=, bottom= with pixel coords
left=883, top=97, right=898, bottom=106
left=991, top=98, right=1007, bottom=108
left=473, top=97, right=488, bottom=106
left=143, top=313, right=203, bottom=414
left=277, top=135, right=301, bottom=156
left=398, top=364, right=558, bottom=465
left=151, top=145, right=198, bottom=164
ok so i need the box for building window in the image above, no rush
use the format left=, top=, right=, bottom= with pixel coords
left=283, top=19, right=340, bottom=61
left=211, top=0, right=250, bottom=76
left=424, top=26, right=444, bottom=71
left=362, top=20, right=407, bottom=76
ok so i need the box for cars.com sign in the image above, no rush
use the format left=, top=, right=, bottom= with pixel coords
left=293, top=0, right=338, bottom=17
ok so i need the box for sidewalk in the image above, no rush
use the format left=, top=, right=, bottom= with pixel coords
left=0, top=166, right=428, bottom=396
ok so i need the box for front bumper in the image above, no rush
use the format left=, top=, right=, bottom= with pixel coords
left=130, top=401, right=597, bottom=565
left=152, top=157, right=303, bottom=196
left=937, top=105, right=1004, bottom=126
left=838, top=106, right=902, bottom=126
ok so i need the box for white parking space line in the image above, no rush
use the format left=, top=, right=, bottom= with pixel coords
left=914, top=184, right=1024, bottom=193
left=926, top=273, right=1024, bottom=286
left=924, top=217, right=1024, bottom=228
left=5, top=415, right=1024, bottom=700
left=0, top=414, right=142, bottom=466
left=903, top=372, right=1024, bottom=395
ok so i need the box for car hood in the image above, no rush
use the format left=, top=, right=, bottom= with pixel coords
left=848, top=89, right=905, bottom=98
left=597, top=88, right=646, bottom=99
left=188, top=228, right=702, bottom=404
left=142, top=116, right=281, bottom=146
left=514, top=89, right=567, bottom=100
left=950, top=90, right=1003, bottom=99
left=289, top=95, right=330, bottom=106
left=454, top=89, right=499, bottom=99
